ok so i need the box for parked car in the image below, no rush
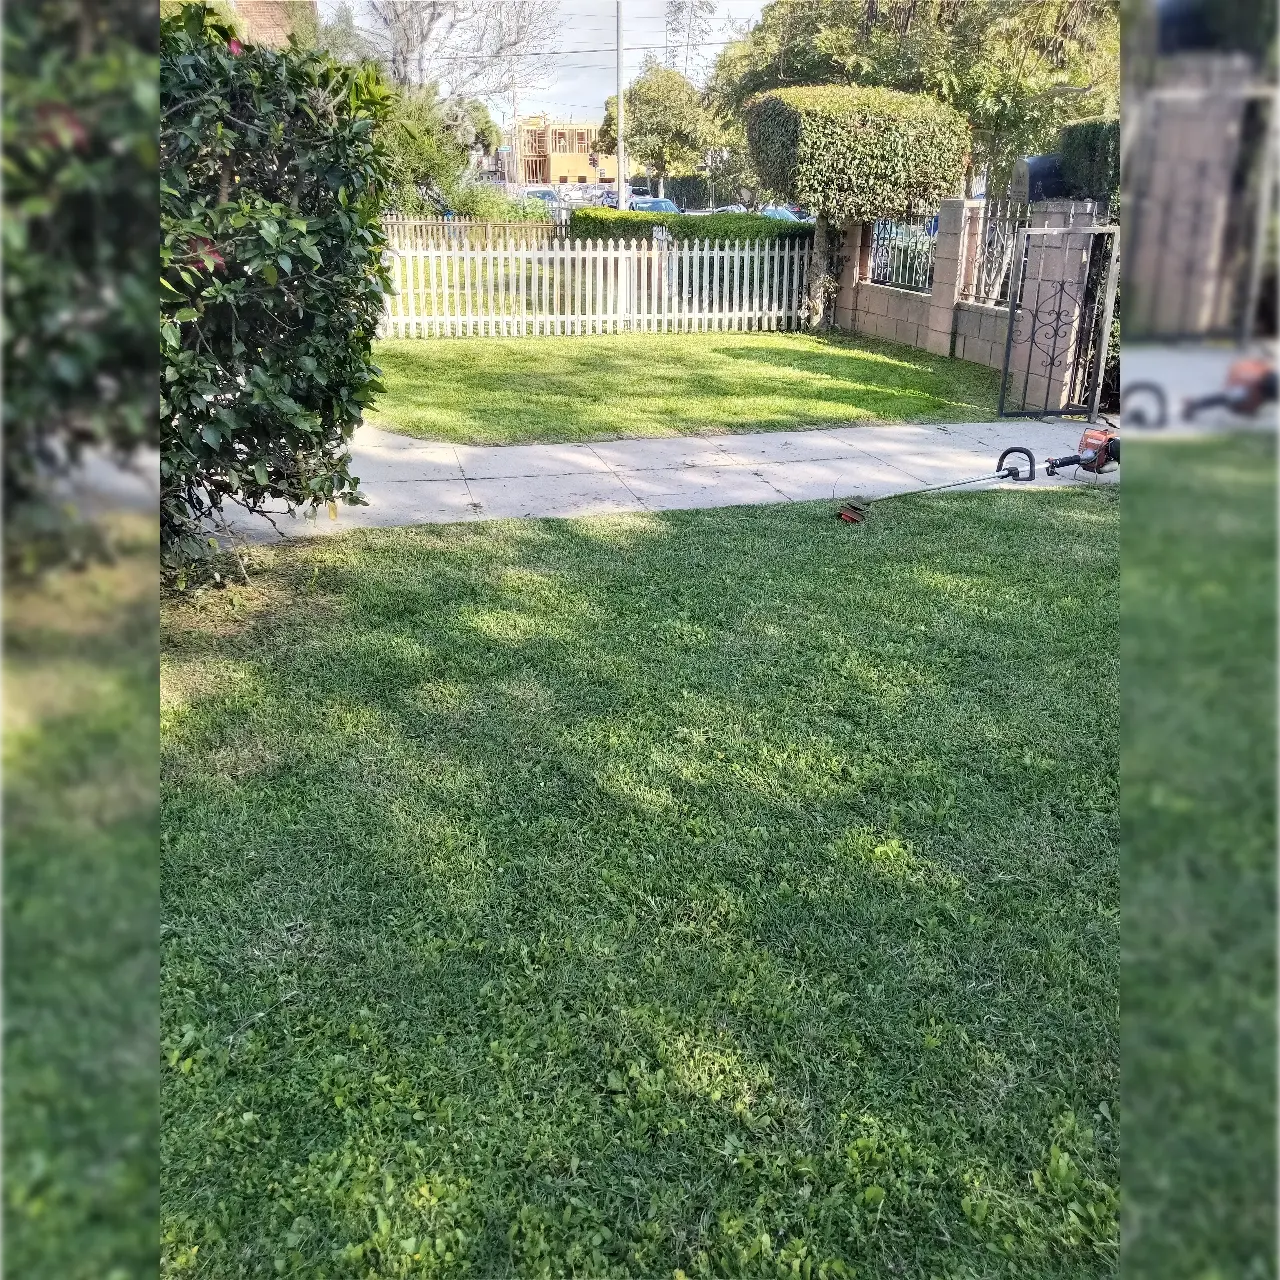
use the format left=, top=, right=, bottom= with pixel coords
left=760, top=205, right=800, bottom=222
left=714, top=204, right=747, bottom=214
left=630, top=196, right=680, bottom=213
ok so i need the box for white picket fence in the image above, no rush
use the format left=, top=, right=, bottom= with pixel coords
left=382, top=216, right=562, bottom=248
left=379, top=236, right=813, bottom=338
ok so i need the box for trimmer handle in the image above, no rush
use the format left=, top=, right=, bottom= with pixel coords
left=1045, top=452, right=1081, bottom=476
left=997, top=447, right=1035, bottom=481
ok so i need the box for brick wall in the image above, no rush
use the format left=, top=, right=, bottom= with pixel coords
left=833, top=198, right=1099, bottom=381
left=843, top=283, right=933, bottom=348
left=951, top=302, right=1008, bottom=370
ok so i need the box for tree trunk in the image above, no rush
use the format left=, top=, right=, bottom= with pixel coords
left=807, top=216, right=831, bottom=329
left=657, top=174, right=665, bottom=199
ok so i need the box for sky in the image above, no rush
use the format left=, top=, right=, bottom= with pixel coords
left=499, top=0, right=766, bottom=123
left=318, top=0, right=768, bottom=126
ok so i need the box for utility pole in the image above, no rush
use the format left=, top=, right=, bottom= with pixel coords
left=511, top=88, right=520, bottom=191
left=616, top=0, right=627, bottom=210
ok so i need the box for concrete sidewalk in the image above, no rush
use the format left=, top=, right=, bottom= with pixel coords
left=1121, top=342, right=1277, bottom=435
left=227, top=420, right=1110, bottom=540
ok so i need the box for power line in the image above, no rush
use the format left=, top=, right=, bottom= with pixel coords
left=408, top=36, right=744, bottom=61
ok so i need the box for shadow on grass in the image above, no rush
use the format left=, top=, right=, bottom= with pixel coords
left=162, top=491, right=1118, bottom=1277
left=5, top=516, right=159, bottom=1280
left=369, top=332, right=1002, bottom=446
left=1122, top=434, right=1277, bottom=1278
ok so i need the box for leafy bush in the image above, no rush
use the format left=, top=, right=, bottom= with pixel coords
left=3, top=0, right=159, bottom=568
left=744, top=85, right=969, bottom=223
left=379, top=86, right=512, bottom=218
left=160, top=4, right=393, bottom=572
left=568, top=207, right=812, bottom=244
left=448, top=186, right=550, bottom=222
left=1059, top=116, right=1120, bottom=211
left=665, top=175, right=711, bottom=209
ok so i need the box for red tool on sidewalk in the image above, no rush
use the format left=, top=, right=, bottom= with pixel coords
left=1045, top=425, right=1119, bottom=476
left=1183, top=357, right=1277, bottom=421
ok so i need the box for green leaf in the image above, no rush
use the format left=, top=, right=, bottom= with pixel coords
left=277, top=253, right=292, bottom=274
left=253, top=462, right=268, bottom=485
left=175, top=307, right=200, bottom=322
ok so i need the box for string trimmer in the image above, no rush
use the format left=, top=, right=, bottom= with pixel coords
left=835, top=430, right=1119, bottom=524
left=835, top=446, right=1036, bottom=523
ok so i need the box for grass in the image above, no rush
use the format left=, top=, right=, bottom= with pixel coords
left=5, top=514, right=159, bottom=1278
left=367, top=331, right=1002, bottom=446
left=1121, top=433, right=1276, bottom=1277
left=162, top=488, right=1118, bottom=1278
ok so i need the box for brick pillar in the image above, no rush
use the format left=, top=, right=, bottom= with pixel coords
left=1125, top=92, right=1242, bottom=337
left=834, top=220, right=869, bottom=332
left=924, top=199, right=968, bottom=356
left=959, top=198, right=985, bottom=301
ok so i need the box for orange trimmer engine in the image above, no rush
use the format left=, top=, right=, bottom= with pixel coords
left=1213, top=358, right=1274, bottom=412
left=1045, top=426, right=1119, bottom=476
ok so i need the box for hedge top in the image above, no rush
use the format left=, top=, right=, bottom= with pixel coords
left=568, top=207, right=813, bottom=245
left=745, top=85, right=970, bottom=224
left=1058, top=116, right=1120, bottom=211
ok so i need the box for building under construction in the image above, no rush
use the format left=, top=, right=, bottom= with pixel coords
left=508, top=115, right=639, bottom=188
left=227, top=0, right=318, bottom=46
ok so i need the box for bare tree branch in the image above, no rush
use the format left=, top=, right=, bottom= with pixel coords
left=355, top=0, right=556, bottom=100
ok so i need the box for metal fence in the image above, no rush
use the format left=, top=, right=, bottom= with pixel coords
left=959, top=201, right=1032, bottom=306
left=959, top=201, right=1104, bottom=307
left=869, top=216, right=938, bottom=292
left=380, top=236, right=813, bottom=338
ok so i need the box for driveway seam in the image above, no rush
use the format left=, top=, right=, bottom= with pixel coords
left=585, top=443, right=652, bottom=510
left=451, top=446, right=484, bottom=517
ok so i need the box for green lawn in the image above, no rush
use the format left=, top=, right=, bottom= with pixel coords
left=1122, top=433, right=1276, bottom=1277
left=5, top=515, right=159, bottom=1278
left=162, top=488, right=1117, bottom=1278
left=368, top=331, right=1002, bottom=445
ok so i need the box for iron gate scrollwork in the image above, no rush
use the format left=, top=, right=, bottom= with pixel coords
left=998, top=225, right=1120, bottom=421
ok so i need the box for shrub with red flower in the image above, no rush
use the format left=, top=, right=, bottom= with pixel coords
left=186, top=236, right=225, bottom=271
left=34, top=102, right=88, bottom=152
left=161, top=4, right=394, bottom=572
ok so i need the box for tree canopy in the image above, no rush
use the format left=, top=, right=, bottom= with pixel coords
left=378, top=86, right=508, bottom=216
left=599, top=62, right=714, bottom=193
left=708, top=0, right=1119, bottom=194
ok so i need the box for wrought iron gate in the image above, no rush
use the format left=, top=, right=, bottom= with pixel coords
left=998, top=225, right=1120, bottom=421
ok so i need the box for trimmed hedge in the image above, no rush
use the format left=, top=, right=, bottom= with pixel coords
left=1059, top=116, right=1120, bottom=211
left=745, top=85, right=969, bottom=223
left=568, top=207, right=812, bottom=244
left=160, top=4, right=392, bottom=572
left=665, top=175, right=711, bottom=210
